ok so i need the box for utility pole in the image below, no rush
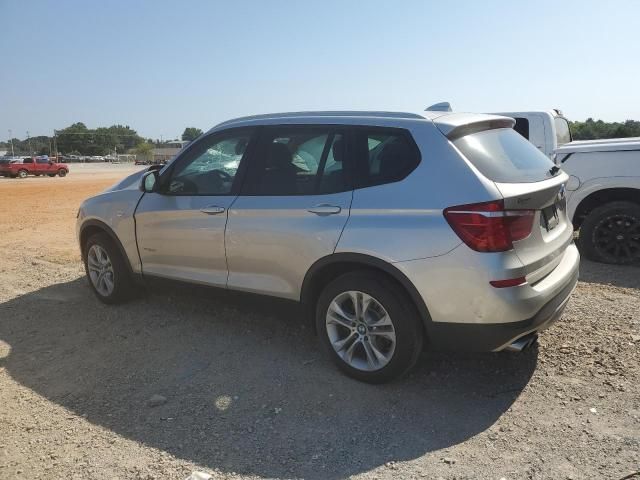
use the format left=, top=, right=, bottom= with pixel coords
left=26, top=131, right=32, bottom=155
left=53, top=130, right=58, bottom=158
left=8, top=129, right=14, bottom=156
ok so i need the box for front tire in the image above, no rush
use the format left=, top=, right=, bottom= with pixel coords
left=316, top=271, right=423, bottom=383
left=580, top=201, right=640, bottom=264
left=83, top=233, right=134, bottom=304
left=58, top=169, right=67, bottom=177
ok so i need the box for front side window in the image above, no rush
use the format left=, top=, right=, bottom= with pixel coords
left=36, top=158, right=49, bottom=164
left=554, top=117, right=572, bottom=146
left=245, top=128, right=346, bottom=195
left=355, top=129, right=420, bottom=188
left=23, top=158, right=33, bottom=164
left=164, top=132, right=252, bottom=195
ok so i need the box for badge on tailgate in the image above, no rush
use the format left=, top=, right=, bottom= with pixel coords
left=542, top=204, right=559, bottom=231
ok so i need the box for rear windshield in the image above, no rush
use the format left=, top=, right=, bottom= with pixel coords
left=453, top=128, right=557, bottom=183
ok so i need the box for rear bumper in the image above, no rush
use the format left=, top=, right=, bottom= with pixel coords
left=426, top=266, right=578, bottom=352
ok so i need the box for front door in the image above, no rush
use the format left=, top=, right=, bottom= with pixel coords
left=135, top=129, right=255, bottom=286
left=226, top=126, right=353, bottom=299
left=35, top=157, right=50, bottom=174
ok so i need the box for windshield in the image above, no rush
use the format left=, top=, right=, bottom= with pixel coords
left=453, top=128, right=559, bottom=183
left=554, top=117, right=572, bottom=146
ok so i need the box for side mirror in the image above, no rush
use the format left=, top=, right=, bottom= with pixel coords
left=140, top=170, right=158, bottom=192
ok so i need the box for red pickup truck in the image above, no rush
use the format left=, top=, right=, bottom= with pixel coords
left=0, top=157, right=70, bottom=178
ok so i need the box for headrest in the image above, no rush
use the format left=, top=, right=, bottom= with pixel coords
left=378, top=140, right=412, bottom=179
left=332, top=138, right=344, bottom=163
left=266, top=142, right=293, bottom=168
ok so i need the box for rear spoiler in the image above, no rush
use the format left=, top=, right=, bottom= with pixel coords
left=432, top=113, right=515, bottom=141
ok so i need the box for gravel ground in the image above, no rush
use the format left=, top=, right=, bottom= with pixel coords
left=0, top=169, right=638, bottom=480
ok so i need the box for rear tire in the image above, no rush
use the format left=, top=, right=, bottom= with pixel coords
left=83, top=232, right=134, bottom=304
left=579, top=201, right=640, bottom=264
left=17, top=169, right=28, bottom=179
left=315, top=271, right=423, bottom=383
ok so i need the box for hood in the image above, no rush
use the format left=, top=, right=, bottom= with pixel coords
left=556, top=137, right=640, bottom=155
left=103, top=168, right=148, bottom=193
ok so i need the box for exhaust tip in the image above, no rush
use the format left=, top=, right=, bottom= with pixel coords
left=505, top=333, right=538, bottom=352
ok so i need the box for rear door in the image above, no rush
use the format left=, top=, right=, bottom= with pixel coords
left=134, top=128, right=255, bottom=286
left=226, top=125, right=353, bottom=299
left=453, top=127, right=573, bottom=280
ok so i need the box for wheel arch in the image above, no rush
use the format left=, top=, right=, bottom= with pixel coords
left=79, top=220, right=133, bottom=274
left=573, top=187, right=640, bottom=229
left=300, top=252, right=432, bottom=340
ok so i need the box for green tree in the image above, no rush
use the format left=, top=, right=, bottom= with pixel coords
left=134, top=142, right=154, bottom=162
left=570, top=118, right=640, bottom=140
left=181, top=127, right=203, bottom=142
left=55, top=122, right=144, bottom=155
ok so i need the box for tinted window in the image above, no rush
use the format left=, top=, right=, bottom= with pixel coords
left=554, top=117, right=572, bottom=146
left=23, top=158, right=33, bottom=164
left=453, top=128, right=557, bottom=183
left=514, top=118, right=530, bottom=139
left=245, top=129, right=346, bottom=195
left=36, top=158, right=49, bottom=164
left=165, top=132, right=252, bottom=195
left=355, top=130, right=420, bottom=188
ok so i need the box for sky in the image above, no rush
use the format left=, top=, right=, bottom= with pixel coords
left=1, top=0, right=640, bottom=141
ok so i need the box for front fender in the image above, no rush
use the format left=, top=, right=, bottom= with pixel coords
left=77, top=188, right=144, bottom=273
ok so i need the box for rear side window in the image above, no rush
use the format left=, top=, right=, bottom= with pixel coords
left=244, top=128, right=347, bottom=195
left=513, top=118, right=530, bottom=139
left=23, top=158, right=33, bottom=164
left=355, top=129, right=420, bottom=188
left=554, top=117, right=572, bottom=146
left=453, top=128, right=557, bottom=183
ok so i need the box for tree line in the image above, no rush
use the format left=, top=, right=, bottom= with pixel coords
left=5, top=118, right=636, bottom=156
left=1, top=124, right=204, bottom=156
left=569, top=118, right=640, bottom=140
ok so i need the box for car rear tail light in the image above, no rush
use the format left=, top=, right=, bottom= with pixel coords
left=443, top=200, right=534, bottom=252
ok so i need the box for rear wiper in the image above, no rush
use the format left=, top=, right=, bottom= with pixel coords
left=548, top=165, right=560, bottom=176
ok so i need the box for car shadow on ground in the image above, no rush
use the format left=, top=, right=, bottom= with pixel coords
left=578, top=258, right=640, bottom=289
left=0, top=279, right=538, bottom=479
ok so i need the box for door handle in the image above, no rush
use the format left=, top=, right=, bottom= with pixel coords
left=200, top=205, right=226, bottom=215
left=308, top=204, right=341, bottom=215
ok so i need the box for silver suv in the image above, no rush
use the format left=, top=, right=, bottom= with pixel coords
left=77, top=111, right=579, bottom=383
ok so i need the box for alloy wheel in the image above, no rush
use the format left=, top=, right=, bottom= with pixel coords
left=593, top=214, right=640, bottom=262
left=87, top=244, right=115, bottom=296
left=325, top=290, right=396, bottom=372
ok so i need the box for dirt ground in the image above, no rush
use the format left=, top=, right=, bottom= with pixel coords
left=0, top=166, right=638, bottom=480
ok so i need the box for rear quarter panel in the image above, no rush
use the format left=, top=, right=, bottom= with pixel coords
left=336, top=122, right=503, bottom=262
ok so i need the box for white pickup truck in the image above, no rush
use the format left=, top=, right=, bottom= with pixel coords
left=497, top=110, right=640, bottom=265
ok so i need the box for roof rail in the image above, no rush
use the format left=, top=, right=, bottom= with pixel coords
left=215, top=110, right=426, bottom=128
